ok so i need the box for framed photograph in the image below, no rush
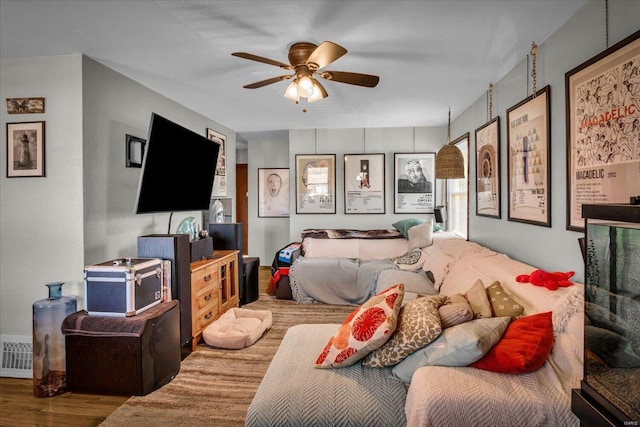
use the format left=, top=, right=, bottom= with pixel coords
left=394, top=152, right=435, bottom=214
left=565, top=29, right=640, bottom=231
left=125, top=134, right=146, bottom=168
left=475, top=117, right=501, bottom=218
left=258, top=168, right=290, bottom=217
left=344, top=153, right=385, bottom=214
left=207, top=128, right=227, bottom=197
left=6, top=121, right=45, bottom=177
left=295, top=154, right=336, bottom=214
left=6, top=97, right=45, bottom=114
left=506, top=85, right=551, bottom=227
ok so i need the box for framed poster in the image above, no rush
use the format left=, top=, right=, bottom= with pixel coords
left=258, top=168, right=290, bottom=217
left=506, top=85, right=551, bottom=227
left=475, top=117, right=501, bottom=218
left=6, top=121, right=45, bottom=178
left=565, top=29, right=640, bottom=231
left=295, top=154, right=336, bottom=214
left=394, top=152, right=435, bottom=214
left=207, top=128, right=226, bottom=197
left=344, top=153, right=385, bottom=214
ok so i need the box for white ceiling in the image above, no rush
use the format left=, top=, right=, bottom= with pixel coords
left=0, top=0, right=587, bottom=138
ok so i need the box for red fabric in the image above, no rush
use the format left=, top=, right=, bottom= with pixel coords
left=515, top=269, right=574, bottom=290
left=470, top=311, right=554, bottom=374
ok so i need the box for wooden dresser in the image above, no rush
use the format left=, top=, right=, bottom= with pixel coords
left=189, top=250, right=239, bottom=351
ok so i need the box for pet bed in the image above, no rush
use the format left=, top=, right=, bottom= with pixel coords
left=202, top=307, right=272, bottom=349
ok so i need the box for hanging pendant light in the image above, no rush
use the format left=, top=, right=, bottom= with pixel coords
left=435, top=108, right=465, bottom=179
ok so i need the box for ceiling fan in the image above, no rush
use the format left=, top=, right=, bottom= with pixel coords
left=232, top=41, right=379, bottom=103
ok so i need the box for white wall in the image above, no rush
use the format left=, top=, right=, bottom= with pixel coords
left=0, top=55, right=235, bottom=337
left=288, top=126, right=445, bottom=242
left=1, top=55, right=84, bottom=336
left=453, top=0, right=640, bottom=283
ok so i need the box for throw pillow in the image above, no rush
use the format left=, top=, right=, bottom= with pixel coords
left=391, top=316, right=510, bottom=383
left=315, top=284, right=404, bottom=368
left=392, top=249, right=428, bottom=271
left=376, top=269, right=437, bottom=296
left=420, top=246, right=454, bottom=291
left=485, top=281, right=524, bottom=319
left=471, top=311, right=553, bottom=374
left=438, top=293, right=474, bottom=328
left=407, top=219, right=434, bottom=250
left=392, top=218, right=426, bottom=238
left=463, top=279, right=493, bottom=319
left=363, top=294, right=447, bottom=367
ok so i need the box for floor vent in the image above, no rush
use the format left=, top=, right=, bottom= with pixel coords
left=1, top=335, right=32, bottom=378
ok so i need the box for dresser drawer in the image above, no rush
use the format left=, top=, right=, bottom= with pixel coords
left=193, top=305, right=217, bottom=332
left=193, top=285, right=218, bottom=312
left=191, top=264, right=218, bottom=293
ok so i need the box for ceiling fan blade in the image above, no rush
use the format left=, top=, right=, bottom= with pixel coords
left=306, top=41, right=347, bottom=70
left=232, top=52, right=292, bottom=70
left=319, top=71, right=380, bottom=87
left=243, top=75, right=293, bottom=89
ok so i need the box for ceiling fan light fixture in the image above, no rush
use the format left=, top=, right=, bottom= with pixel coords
left=284, top=80, right=300, bottom=102
left=297, top=75, right=314, bottom=98
left=308, top=79, right=328, bottom=103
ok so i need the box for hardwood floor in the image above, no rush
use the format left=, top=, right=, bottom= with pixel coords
left=0, top=266, right=273, bottom=427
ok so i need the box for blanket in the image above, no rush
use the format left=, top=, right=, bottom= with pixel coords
left=289, top=257, right=397, bottom=305
left=246, top=324, right=407, bottom=427
left=301, top=228, right=404, bottom=240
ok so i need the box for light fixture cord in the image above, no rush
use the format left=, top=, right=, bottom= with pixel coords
left=447, top=108, right=451, bottom=144
left=488, top=83, right=494, bottom=121
left=605, top=0, right=609, bottom=48
left=530, top=42, right=538, bottom=97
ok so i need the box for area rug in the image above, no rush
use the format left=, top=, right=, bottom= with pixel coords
left=100, top=299, right=354, bottom=427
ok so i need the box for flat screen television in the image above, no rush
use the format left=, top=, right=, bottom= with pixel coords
left=134, top=113, right=220, bottom=214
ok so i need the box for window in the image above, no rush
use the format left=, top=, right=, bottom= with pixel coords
left=446, top=134, right=469, bottom=239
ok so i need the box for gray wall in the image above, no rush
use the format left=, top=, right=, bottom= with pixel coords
left=453, top=0, right=640, bottom=284
left=1, top=54, right=84, bottom=338
left=0, top=55, right=235, bottom=337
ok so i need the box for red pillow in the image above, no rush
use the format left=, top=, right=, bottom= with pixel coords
left=470, top=311, right=553, bottom=374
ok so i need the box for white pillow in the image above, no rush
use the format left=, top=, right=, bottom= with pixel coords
left=376, top=269, right=437, bottom=295
left=392, top=249, right=428, bottom=271
left=407, top=219, right=434, bottom=250
left=391, top=316, right=510, bottom=383
left=420, top=245, right=454, bottom=290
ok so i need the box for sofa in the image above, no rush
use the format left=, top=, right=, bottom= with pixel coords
left=248, top=224, right=584, bottom=426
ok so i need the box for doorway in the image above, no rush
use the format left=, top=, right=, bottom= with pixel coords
left=236, top=163, right=248, bottom=254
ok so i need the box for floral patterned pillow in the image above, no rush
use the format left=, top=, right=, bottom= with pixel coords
left=315, top=284, right=404, bottom=368
left=363, top=294, right=447, bottom=367
left=392, top=249, right=428, bottom=271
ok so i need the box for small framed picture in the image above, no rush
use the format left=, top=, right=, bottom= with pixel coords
left=475, top=117, right=501, bottom=218
left=344, top=153, right=385, bottom=214
left=258, top=168, right=290, bottom=217
left=295, top=154, right=336, bottom=214
left=207, top=128, right=227, bottom=197
left=394, top=152, right=435, bottom=213
left=6, top=97, right=45, bottom=114
left=125, top=134, right=146, bottom=168
left=6, top=121, right=45, bottom=177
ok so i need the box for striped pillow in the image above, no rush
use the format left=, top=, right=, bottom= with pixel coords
left=438, top=293, right=474, bottom=328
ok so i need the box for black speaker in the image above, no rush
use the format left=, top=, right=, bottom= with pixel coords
left=137, top=234, right=192, bottom=349
left=208, top=223, right=244, bottom=300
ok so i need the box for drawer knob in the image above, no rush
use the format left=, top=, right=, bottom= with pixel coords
left=204, top=274, right=212, bottom=282
left=204, top=293, right=212, bottom=301
left=204, top=312, right=213, bottom=320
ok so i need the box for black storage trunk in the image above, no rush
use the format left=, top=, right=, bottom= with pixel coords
left=84, top=257, right=163, bottom=317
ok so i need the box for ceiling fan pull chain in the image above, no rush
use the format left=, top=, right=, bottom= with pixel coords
left=530, top=42, right=538, bottom=97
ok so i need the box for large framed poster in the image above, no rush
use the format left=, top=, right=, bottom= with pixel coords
left=343, top=153, right=385, bottom=214
left=506, top=85, right=551, bottom=227
left=565, top=29, right=640, bottom=231
left=258, top=168, right=289, bottom=217
left=207, top=128, right=226, bottom=197
left=475, top=117, right=501, bottom=218
left=295, top=154, right=336, bottom=214
left=394, top=152, right=435, bottom=214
